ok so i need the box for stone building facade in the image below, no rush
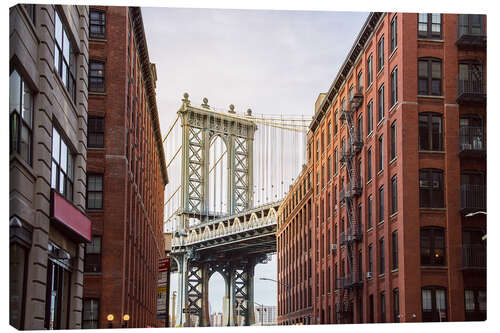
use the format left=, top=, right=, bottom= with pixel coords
left=9, top=4, right=90, bottom=330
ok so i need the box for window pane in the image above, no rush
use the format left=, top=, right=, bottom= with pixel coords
left=418, top=61, right=428, bottom=77
left=419, top=23, right=427, bottom=32
left=22, top=84, right=33, bottom=127
left=436, top=289, right=446, bottom=311
left=63, top=31, right=70, bottom=62
left=60, top=141, right=67, bottom=173
left=20, top=125, right=31, bottom=163
left=422, top=289, right=432, bottom=311
left=55, top=12, right=62, bottom=47
left=67, top=152, right=74, bottom=180
left=465, top=290, right=475, bottom=311
left=9, top=70, right=21, bottom=114
left=432, top=62, right=441, bottom=78
left=419, top=13, right=428, bottom=23
left=59, top=170, right=65, bottom=194
left=52, top=127, right=60, bottom=162
left=432, top=14, right=441, bottom=24
left=51, top=161, right=58, bottom=189
left=478, top=290, right=486, bottom=311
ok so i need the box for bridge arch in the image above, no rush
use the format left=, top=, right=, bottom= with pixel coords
left=208, top=134, right=229, bottom=216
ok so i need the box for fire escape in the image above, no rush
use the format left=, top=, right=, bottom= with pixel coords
left=336, top=87, right=364, bottom=323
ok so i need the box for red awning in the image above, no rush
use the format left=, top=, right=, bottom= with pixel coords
left=51, top=190, right=92, bottom=243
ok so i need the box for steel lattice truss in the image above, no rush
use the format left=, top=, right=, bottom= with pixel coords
left=233, top=137, right=249, bottom=213
left=233, top=269, right=249, bottom=325
left=186, top=263, right=204, bottom=318
left=187, top=127, right=204, bottom=213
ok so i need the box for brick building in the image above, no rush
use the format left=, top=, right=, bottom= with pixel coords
left=9, top=4, right=90, bottom=330
left=277, top=12, right=486, bottom=325
left=82, top=6, right=168, bottom=329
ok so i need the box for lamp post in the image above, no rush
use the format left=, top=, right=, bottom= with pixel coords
left=465, top=211, right=487, bottom=240
left=259, top=277, right=290, bottom=325
left=122, top=314, right=130, bottom=328
left=106, top=314, right=114, bottom=328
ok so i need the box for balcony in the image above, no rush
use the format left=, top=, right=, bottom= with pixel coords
left=460, top=184, right=486, bottom=213
left=457, top=75, right=486, bottom=104
left=340, top=225, right=362, bottom=245
left=461, top=244, right=486, bottom=270
left=459, top=126, right=486, bottom=158
left=349, top=87, right=364, bottom=111
left=351, top=179, right=363, bottom=198
left=456, top=15, right=486, bottom=49
left=353, top=135, right=363, bottom=154
left=337, top=274, right=363, bottom=290
left=340, top=147, right=352, bottom=163
left=339, top=186, right=352, bottom=203
left=339, top=108, right=352, bottom=122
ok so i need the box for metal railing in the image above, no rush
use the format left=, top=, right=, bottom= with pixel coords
left=462, top=244, right=486, bottom=269
left=459, top=126, right=485, bottom=153
left=457, top=72, right=485, bottom=101
left=460, top=184, right=486, bottom=211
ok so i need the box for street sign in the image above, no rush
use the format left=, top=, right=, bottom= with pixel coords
left=182, top=308, right=198, bottom=314
left=159, top=257, right=170, bottom=272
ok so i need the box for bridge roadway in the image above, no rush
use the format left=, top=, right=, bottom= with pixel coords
left=170, top=200, right=281, bottom=327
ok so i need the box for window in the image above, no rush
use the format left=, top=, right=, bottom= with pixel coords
left=419, top=169, right=444, bottom=208
left=89, top=9, right=106, bottom=39
left=378, top=135, right=383, bottom=172
left=420, top=227, right=445, bottom=266
left=377, top=35, right=384, bottom=71
left=367, top=54, right=373, bottom=87
left=464, top=288, right=486, bottom=321
left=327, top=121, right=331, bottom=145
left=82, top=298, right=99, bottom=329
left=368, top=195, right=373, bottom=229
left=334, top=111, right=338, bottom=135
left=316, top=171, right=319, bottom=193
left=327, top=156, right=331, bottom=181
left=458, top=62, right=484, bottom=95
left=378, top=85, right=385, bottom=122
left=334, top=148, right=338, bottom=174
left=380, top=292, right=386, bottom=323
left=378, top=185, right=384, bottom=223
left=418, top=58, right=442, bottom=96
left=316, top=139, right=319, bottom=160
left=392, top=230, right=398, bottom=270
left=357, top=71, right=363, bottom=92
left=391, top=175, right=398, bottom=214
left=393, top=288, right=400, bottom=322
left=367, top=148, right=372, bottom=181
left=321, top=131, right=325, bottom=153
left=390, top=121, right=397, bottom=160
left=9, top=69, right=33, bottom=165
left=368, top=243, right=373, bottom=273
left=54, top=10, right=76, bottom=101
left=358, top=204, right=362, bottom=234
left=357, top=114, right=363, bottom=140
left=418, top=13, right=442, bottom=39
left=379, top=237, right=385, bottom=274
left=419, top=113, right=443, bottom=151
left=390, top=67, right=398, bottom=107
left=367, top=99, right=373, bottom=134
left=87, top=174, right=103, bottom=209
left=88, top=117, right=104, bottom=148
left=458, top=14, right=485, bottom=37
left=51, top=127, right=74, bottom=201
left=369, top=294, right=374, bottom=323
left=390, top=15, right=397, bottom=52
left=45, top=256, right=71, bottom=329
left=89, top=61, right=105, bottom=92
left=422, top=287, right=447, bottom=322
left=84, top=236, right=102, bottom=273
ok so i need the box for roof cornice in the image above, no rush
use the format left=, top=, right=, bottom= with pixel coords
left=129, top=7, right=169, bottom=185
left=309, top=12, right=384, bottom=133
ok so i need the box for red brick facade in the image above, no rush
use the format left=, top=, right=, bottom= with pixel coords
left=83, top=6, right=168, bottom=328
left=277, top=12, right=486, bottom=325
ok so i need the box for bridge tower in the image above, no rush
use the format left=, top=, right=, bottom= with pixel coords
left=172, top=93, right=262, bottom=327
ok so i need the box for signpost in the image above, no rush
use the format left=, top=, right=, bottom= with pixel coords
left=157, top=257, right=171, bottom=325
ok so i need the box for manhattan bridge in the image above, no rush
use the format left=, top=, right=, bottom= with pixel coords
left=162, top=93, right=310, bottom=326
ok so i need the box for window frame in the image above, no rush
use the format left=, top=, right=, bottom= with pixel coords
left=378, top=185, right=384, bottom=223
left=89, top=60, right=105, bottom=93
left=419, top=112, right=443, bottom=151
left=367, top=147, right=372, bottom=181
left=51, top=126, right=74, bottom=202
left=367, top=99, right=373, bottom=134
left=368, top=195, right=373, bottom=229
left=377, top=35, right=384, bottom=72
left=9, top=69, right=33, bottom=166
left=391, top=175, right=398, bottom=214
left=86, top=174, right=103, bottom=210
left=82, top=298, right=100, bottom=329
left=419, top=168, right=445, bottom=208
left=420, top=227, right=446, bottom=266
left=393, top=288, right=400, bottom=322
left=390, top=66, right=398, bottom=107
left=390, top=15, right=398, bottom=52
left=367, top=54, right=373, bottom=87
left=54, top=9, right=76, bottom=102
left=422, top=286, right=448, bottom=322
left=378, top=135, right=384, bottom=172
left=378, top=84, right=385, bottom=122
left=392, top=230, right=398, bottom=270
left=418, top=13, right=442, bottom=39
left=88, top=116, right=105, bottom=148
left=89, top=8, right=106, bottom=39
left=379, top=237, right=385, bottom=275
left=418, top=58, right=442, bottom=96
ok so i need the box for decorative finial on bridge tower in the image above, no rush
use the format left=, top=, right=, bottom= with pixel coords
left=182, top=92, right=190, bottom=106
left=201, top=97, right=210, bottom=109
left=246, top=108, right=252, bottom=116
left=228, top=104, right=235, bottom=114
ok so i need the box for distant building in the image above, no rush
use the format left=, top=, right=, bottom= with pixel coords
left=210, top=312, right=224, bottom=327
left=254, top=305, right=277, bottom=326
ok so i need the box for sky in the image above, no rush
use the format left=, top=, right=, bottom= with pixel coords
left=140, top=6, right=368, bottom=320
